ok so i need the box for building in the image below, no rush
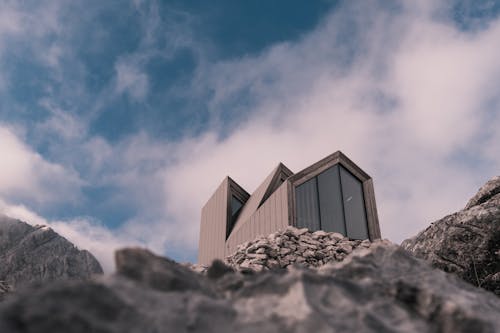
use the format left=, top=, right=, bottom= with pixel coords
left=198, top=151, right=381, bottom=265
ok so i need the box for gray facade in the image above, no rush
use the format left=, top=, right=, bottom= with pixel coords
left=198, top=151, right=381, bottom=265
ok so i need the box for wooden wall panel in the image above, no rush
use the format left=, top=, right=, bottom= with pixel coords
left=225, top=181, right=290, bottom=256
left=198, top=178, right=228, bottom=265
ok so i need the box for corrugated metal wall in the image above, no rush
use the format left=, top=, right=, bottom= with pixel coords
left=225, top=181, right=289, bottom=256
left=198, top=178, right=229, bottom=265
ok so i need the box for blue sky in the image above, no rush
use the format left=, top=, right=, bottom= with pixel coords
left=0, top=0, right=499, bottom=271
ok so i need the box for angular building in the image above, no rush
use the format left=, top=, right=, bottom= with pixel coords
left=198, top=151, right=381, bottom=265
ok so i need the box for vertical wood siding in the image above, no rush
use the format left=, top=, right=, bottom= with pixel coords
left=198, top=178, right=229, bottom=265
left=225, top=181, right=289, bottom=256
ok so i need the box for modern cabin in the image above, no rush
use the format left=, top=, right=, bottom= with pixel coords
left=198, top=151, right=381, bottom=265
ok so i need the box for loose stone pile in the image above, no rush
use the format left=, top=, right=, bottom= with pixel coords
left=225, top=226, right=372, bottom=271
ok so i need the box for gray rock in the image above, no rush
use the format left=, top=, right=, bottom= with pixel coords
left=0, top=215, right=103, bottom=291
left=1, top=243, right=500, bottom=332
left=225, top=226, right=372, bottom=271
left=115, top=247, right=214, bottom=295
left=465, top=176, right=500, bottom=209
left=402, top=176, right=500, bottom=296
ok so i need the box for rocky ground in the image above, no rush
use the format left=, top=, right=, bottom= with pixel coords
left=0, top=176, right=498, bottom=332
left=1, top=243, right=499, bottom=333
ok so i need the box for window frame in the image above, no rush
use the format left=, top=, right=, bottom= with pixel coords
left=288, top=151, right=381, bottom=240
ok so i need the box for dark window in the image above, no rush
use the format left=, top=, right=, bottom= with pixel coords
left=317, top=165, right=346, bottom=234
left=295, top=164, right=368, bottom=239
left=227, top=195, right=244, bottom=238
left=340, top=167, right=368, bottom=239
left=231, top=195, right=243, bottom=217
left=295, top=177, right=321, bottom=231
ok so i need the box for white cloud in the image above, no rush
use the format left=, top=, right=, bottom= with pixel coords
left=0, top=125, right=83, bottom=204
left=37, top=100, right=87, bottom=141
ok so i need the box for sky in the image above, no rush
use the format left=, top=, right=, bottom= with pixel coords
left=0, top=0, right=499, bottom=272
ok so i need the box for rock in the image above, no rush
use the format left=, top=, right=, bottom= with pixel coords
left=312, top=230, right=328, bottom=237
left=1, top=243, right=500, bottom=332
left=206, top=260, right=234, bottom=280
left=115, top=248, right=214, bottom=295
left=0, top=215, right=103, bottom=291
left=402, top=176, right=500, bottom=296
left=0, top=281, right=11, bottom=301
left=465, top=176, right=500, bottom=209
left=225, top=226, right=372, bottom=270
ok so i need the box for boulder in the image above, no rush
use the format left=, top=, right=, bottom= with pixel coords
left=401, top=176, right=500, bottom=296
left=115, top=247, right=214, bottom=295
left=0, top=215, right=103, bottom=292
left=1, top=243, right=499, bottom=332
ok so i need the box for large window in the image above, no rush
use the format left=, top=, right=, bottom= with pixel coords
left=295, top=164, right=368, bottom=239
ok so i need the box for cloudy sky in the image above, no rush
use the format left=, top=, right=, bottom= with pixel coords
left=0, top=0, right=499, bottom=272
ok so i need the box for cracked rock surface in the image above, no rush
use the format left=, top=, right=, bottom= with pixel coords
left=0, top=215, right=103, bottom=293
left=402, top=176, right=500, bottom=296
left=1, top=244, right=499, bottom=333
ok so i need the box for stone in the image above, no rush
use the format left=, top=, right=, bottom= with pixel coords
left=115, top=248, right=214, bottom=295
left=402, top=176, right=500, bottom=296
left=328, top=232, right=344, bottom=241
left=337, top=243, right=353, bottom=254
left=302, top=250, right=315, bottom=258
left=294, top=228, right=309, bottom=237
left=280, top=248, right=291, bottom=256
left=1, top=243, right=500, bottom=333
left=246, top=253, right=267, bottom=260
left=312, top=230, right=328, bottom=239
left=206, top=260, right=234, bottom=280
left=0, top=215, right=103, bottom=291
left=255, top=247, right=266, bottom=254
left=465, top=176, right=500, bottom=209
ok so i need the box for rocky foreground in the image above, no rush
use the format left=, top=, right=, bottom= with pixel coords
left=0, top=176, right=498, bottom=332
left=0, top=243, right=499, bottom=333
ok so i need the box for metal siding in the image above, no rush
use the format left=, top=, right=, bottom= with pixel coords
left=255, top=208, right=261, bottom=237
left=224, top=181, right=290, bottom=252
left=276, top=182, right=286, bottom=230
left=251, top=215, right=256, bottom=239
left=231, top=165, right=280, bottom=235
left=198, top=179, right=229, bottom=265
left=273, top=189, right=278, bottom=232
left=295, top=177, right=320, bottom=231
left=264, top=198, right=271, bottom=235
left=281, top=184, right=289, bottom=230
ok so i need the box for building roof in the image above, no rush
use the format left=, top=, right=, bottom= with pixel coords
left=230, top=163, right=293, bottom=236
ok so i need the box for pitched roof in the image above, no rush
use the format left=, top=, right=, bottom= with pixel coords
left=229, top=163, right=293, bottom=236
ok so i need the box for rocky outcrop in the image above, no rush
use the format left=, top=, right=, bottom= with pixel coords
left=401, top=176, right=500, bottom=296
left=0, top=215, right=103, bottom=293
left=225, top=227, right=372, bottom=271
left=1, top=243, right=500, bottom=332
left=465, top=176, right=500, bottom=209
